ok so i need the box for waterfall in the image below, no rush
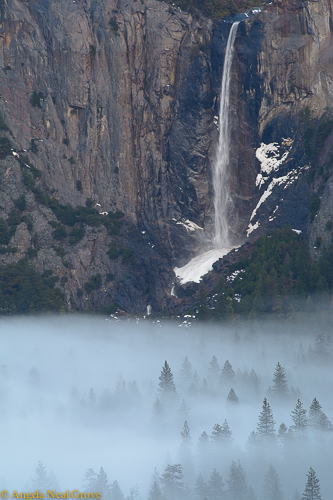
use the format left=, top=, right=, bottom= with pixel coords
left=213, top=21, right=239, bottom=248
left=174, top=22, right=240, bottom=285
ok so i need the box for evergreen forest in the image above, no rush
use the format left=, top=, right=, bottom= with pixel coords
left=1, top=317, right=332, bottom=499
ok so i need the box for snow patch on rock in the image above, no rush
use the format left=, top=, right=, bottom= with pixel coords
left=173, top=218, right=203, bottom=232
left=174, top=247, right=233, bottom=284
left=255, top=139, right=293, bottom=177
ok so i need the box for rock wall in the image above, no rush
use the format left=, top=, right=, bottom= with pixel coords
left=231, top=0, right=333, bottom=244
left=0, top=0, right=221, bottom=313
left=0, top=0, right=333, bottom=314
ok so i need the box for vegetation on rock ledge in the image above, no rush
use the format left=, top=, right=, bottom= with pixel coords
left=192, top=227, right=333, bottom=320
left=161, top=0, right=268, bottom=20
left=0, top=259, right=64, bottom=314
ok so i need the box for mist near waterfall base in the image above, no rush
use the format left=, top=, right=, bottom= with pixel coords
left=0, top=316, right=332, bottom=499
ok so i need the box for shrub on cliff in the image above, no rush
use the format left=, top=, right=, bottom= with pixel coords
left=0, top=137, right=12, bottom=159
left=0, top=113, right=9, bottom=131
left=109, top=16, right=119, bottom=33
left=84, top=274, right=102, bottom=293
left=0, top=259, right=64, bottom=314
left=29, top=91, right=45, bottom=109
left=69, top=227, right=85, bottom=245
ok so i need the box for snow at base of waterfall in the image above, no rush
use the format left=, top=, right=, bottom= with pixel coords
left=174, top=247, right=235, bottom=284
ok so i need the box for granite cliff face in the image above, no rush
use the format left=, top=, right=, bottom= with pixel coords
left=228, top=0, right=333, bottom=244
left=0, top=0, right=333, bottom=313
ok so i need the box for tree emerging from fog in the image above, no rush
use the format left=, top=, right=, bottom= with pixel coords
left=262, top=464, right=284, bottom=500
left=256, top=398, right=276, bottom=439
left=291, top=399, right=307, bottom=436
left=227, top=461, right=248, bottom=500
left=1, top=317, right=333, bottom=499
left=302, top=467, right=321, bottom=500
left=271, top=362, right=289, bottom=399
left=161, top=464, right=184, bottom=500
left=31, top=461, right=58, bottom=493
left=226, top=387, right=239, bottom=404
left=207, top=468, right=225, bottom=500
left=158, top=361, right=177, bottom=395
left=220, top=360, right=235, bottom=384
left=308, top=398, right=333, bottom=432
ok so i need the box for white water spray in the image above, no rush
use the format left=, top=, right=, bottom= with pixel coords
left=174, top=22, right=240, bottom=284
left=213, top=21, right=239, bottom=248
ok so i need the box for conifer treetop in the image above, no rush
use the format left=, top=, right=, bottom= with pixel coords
left=271, top=362, right=289, bottom=398
left=158, top=361, right=177, bottom=394
left=302, top=467, right=321, bottom=500
left=257, top=397, right=276, bottom=439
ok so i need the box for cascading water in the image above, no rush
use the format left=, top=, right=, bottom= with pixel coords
left=213, top=21, right=239, bottom=248
left=174, top=22, right=239, bottom=285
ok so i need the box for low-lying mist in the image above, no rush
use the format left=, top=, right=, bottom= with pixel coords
left=0, top=315, right=332, bottom=499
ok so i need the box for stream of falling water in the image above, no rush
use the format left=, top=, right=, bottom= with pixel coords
left=174, top=22, right=239, bottom=285
left=213, top=21, right=239, bottom=248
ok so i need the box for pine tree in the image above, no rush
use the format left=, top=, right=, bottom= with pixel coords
left=308, top=398, right=333, bottom=431
left=147, top=481, right=163, bottom=500
left=110, top=480, right=125, bottom=500
left=201, top=378, right=209, bottom=395
left=89, top=387, right=96, bottom=406
left=261, top=464, right=284, bottom=500
left=221, top=419, right=232, bottom=442
left=302, top=467, right=321, bottom=500
left=314, top=334, right=330, bottom=363
left=277, top=423, right=289, bottom=441
left=95, top=467, right=111, bottom=499
left=196, top=431, right=210, bottom=477
left=194, top=474, right=208, bottom=500
left=179, top=420, right=194, bottom=485
left=128, top=380, right=140, bottom=404
left=181, top=420, right=191, bottom=444
left=158, top=361, right=177, bottom=395
left=248, top=487, right=258, bottom=500
left=247, top=430, right=259, bottom=448
left=220, top=360, right=235, bottom=384
left=271, top=362, right=289, bottom=399
left=83, top=468, right=97, bottom=491
left=152, top=397, right=164, bottom=423
left=292, top=490, right=301, bottom=500
left=180, top=356, right=193, bottom=386
left=226, top=388, right=239, bottom=404
left=31, top=461, right=50, bottom=492
left=115, top=373, right=127, bottom=401
left=291, top=399, right=307, bottom=435
left=257, top=398, right=276, bottom=440
left=161, top=464, right=184, bottom=500
left=126, top=485, right=141, bottom=500
left=227, top=461, right=248, bottom=500
left=148, top=469, right=163, bottom=500
left=318, top=411, right=333, bottom=431
left=47, top=471, right=59, bottom=490
left=208, top=469, right=225, bottom=500
left=249, top=368, right=260, bottom=392
left=308, top=398, right=322, bottom=430
left=177, top=399, right=190, bottom=423
left=211, top=423, right=223, bottom=444
left=207, top=356, right=220, bottom=382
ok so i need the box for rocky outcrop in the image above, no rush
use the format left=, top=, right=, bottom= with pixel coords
left=230, top=0, right=333, bottom=244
